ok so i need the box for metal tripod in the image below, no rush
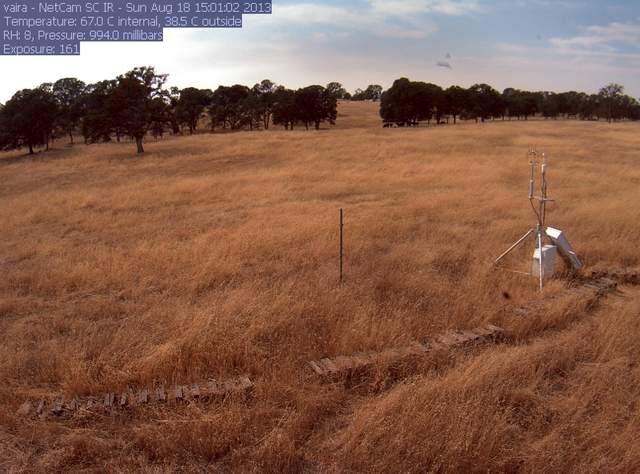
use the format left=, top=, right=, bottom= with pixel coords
left=495, top=150, right=554, bottom=290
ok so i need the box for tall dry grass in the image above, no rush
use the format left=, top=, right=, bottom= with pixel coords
left=1, top=101, right=639, bottom=472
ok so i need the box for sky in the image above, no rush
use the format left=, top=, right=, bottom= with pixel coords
left=1, top=0, right=639, bottom=102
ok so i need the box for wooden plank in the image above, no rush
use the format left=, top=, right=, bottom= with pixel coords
left=128, top=390, right=137, bottom=407
left=222, top=380, right=237, bottom=393
left=599, top=278, right=617, bottom=288
left=410, top=343, right=430, bottom=354
left=485, top=324, right=504, bottom=335
left=228, top=377, right=249, bottom=392
left=238, top=376, right=253, bottom=390
left=138, top=389, right=149, bottom=404
left=332, top=356, right=354, bottom=371
left=206, top=380, right=223, bottom=396
left=460, top=330, right=482, bottom=342
left=452, top=331, right=472, bottom=344
left=308, top=360, right=325, bottom=375
left=172, top=386, right=184, bottom=401
left=67, top=398, right=79, bottom=411
left=470, top=327, right=491, bottom=337
left=17, top=401, right=32, bottom=416
left=320, top=358, right=339, bottom=374
left=436, top=333, right=459, bottom=346
left=449, top=332, right=470, bottom=345
left=233, top=378, right=247, bottom=391
left=350, top=352, right=373, bottom=368
left=51, top=398, right=64, bottom=415
left=104, top=393, right=115, bottom=407
left=427, top=340, right=448, bottom=351
left=155, top=386, right=167, bottom=402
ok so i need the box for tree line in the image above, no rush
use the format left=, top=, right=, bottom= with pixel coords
left=320, top=83, right=383, bottom=101
left=0, top=67, right=351, bottom=154
left=380, top=78, right=640, bottom=126
left=1, top=67, right=638, bottom=155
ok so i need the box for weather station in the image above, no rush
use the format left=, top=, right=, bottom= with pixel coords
left=495, top=149, right=583, bottom=289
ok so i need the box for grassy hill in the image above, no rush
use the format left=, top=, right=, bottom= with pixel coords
left=1, top=102, right=640, bottom=472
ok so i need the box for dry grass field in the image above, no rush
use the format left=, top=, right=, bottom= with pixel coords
left=1, top=101, right=640, bottom=473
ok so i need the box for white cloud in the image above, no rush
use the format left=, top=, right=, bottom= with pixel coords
left=443, top=50, right=639, bottom=97
left=380, top=26, right=437, bottom=39
left=270, top=2, right=442, bottom=39
left=369, top=0, right=481, bottom=16
left=430, top=0, right=482, bottom=15
left=487, top=26, right=640, bottom=96
left=495, top=43, right=530, bottom=53
left=550, top=21, right=640, bottom=50
left=275, top=4, right=374, bottom=28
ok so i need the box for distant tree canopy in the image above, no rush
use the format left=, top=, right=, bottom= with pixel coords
left=111, top=67, right=169, bottom=153
left=326, top=82, right=350, bottom=100
left=467, top=83, right=504, bottom=122
left=52, top=78, right=86, bottom=144
left=295, top=85, right=338, bottom=130
left=272, top=86, right=298, bottom=130
left=502, top=88, right=538, bottom=120
left=380, top=78, right=640, bottom=126
left=0, top=87, right=58, bottom=154
left=253, top=79, right=278, bottom=130
left=444, top=85, right=468, bottom=124
left=210, top=84, right=251, bottom=131
left=599, top=83, right=625, bottom=123
left=353, top=84, right=383, bottom=101
left=81, top=79, right=119, bottom=144
left=380, top=78, right=439, bottom=125
left=206, top=83, right=337, bottom=132
left=1, top=67, right=639, bottom=156
left=80, top=67, right=169, bottom=153
left=1, top=71, right=341, bottom=154
left=174, top=87, right=212, bottom=135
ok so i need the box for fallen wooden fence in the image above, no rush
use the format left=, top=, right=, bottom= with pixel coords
left=16, top=269, right=636, bottom=419
left=513, top=275, right=618, bottom=317
left=18, top=376, right=253, bottom=419
left=308, top=274, right=625, bottom=378
left=590, top=269, right=639, bottom=285
left=308, top=324, right=505, bottom=377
